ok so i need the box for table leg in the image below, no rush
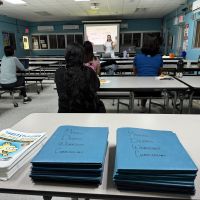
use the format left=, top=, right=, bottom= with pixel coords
left=179, top=91, right=185, bottom=114
left=164, top=90, right=169, bottom=111
left=43, top=196, right=52, bottom=200
left=188, top=91, right=194, bottom=114
left=172, top=91, right=177, bottom=114
left=130, top=91, right=134, bottom=113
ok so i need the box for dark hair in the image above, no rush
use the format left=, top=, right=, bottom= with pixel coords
left=4, top=46, right=14, bottom=57
left=83, top=41, right=94, bottom=63
left=107, top=35, right=111, bottom=41
left=57, top=43, right=99, bottom=112
left=65, top=43, right=84, bottom=68
left=141, top=36, right=162, bottom=57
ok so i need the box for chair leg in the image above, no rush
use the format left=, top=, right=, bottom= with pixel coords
left=137, top=99, right=140, bottom=106
left=11, top=91, right=18, bottom=107
left=40, top=81, right=43, bottom=90
left=112, top=99, right=115, bottom=106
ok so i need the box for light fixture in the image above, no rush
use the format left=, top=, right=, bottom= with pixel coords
left=74, top=0, right=90, bottom=2
left=91, top=2, right=99, bottom=10
left=5, top=0, right=26, bottom=4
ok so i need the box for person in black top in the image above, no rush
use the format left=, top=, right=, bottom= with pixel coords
left=55, top=43, right=106, bottom=113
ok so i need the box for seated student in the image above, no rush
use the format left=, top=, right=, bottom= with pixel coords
left=55, top=43, right=106, bottom=113
left=0, top=46, right=31, bottom=103
left=83, top=41, right=101, bottom=75
left=133, top=37, right=163, bottom=111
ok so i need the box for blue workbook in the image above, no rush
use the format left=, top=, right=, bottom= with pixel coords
left=30, top=174, right=102, bottom=183
left=115, top=127, right=198, bottom=173
left=116, top=181, right=195, bottom=194
left=32, top=125, right=108, bottom=166
left=114, top=173, right=196, bottom=182
left=31, top=170, right=102, bottom=177
left=32, top=166, right=102, bottom=172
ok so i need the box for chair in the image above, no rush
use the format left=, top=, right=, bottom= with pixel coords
left=0, top=85, right=25, bottom=107
left=188, top=90, right=200, bottom=113
left=97, top=91, right=131, bottom=112
left=133, top=90, right=169, bottom=113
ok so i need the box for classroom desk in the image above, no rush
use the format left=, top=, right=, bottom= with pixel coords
left=178, top=76, right=200, bottom=89
left=28, top=61, right=59, bottom=76
left=29, top=61, right=59, bottom=66
left=27, top=57, right=65, bottom=61
left=176, top=76, right=200, bottom=113
left=99, top=76, right=188, bottom=112
left=0, top=113, right=200, bottom=200
left=100, top=59, right=198, bottom=75
left=0, top=61, right=59, bottom=66
left=100, top=57, right=134, bottom=61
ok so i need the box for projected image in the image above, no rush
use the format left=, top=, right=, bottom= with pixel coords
left=84, top=24, right=119, bottom=52
left=85, top=25, right=117, bottom=45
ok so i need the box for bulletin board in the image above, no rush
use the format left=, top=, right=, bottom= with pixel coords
left=183, top=24, right=189, bottom=51
left=2, top=32, right=16, bottom=49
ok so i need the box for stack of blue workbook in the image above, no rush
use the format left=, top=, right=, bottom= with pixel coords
left=30, top=125, right=109, bottom=185
left=114, top=127, right=198, bottom=194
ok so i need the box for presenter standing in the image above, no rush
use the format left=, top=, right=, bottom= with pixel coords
left=103, top=35, right=116, bottom=58
left=101, top=35, right=118, bottom=75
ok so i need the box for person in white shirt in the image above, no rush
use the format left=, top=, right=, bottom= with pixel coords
left=103, top=35, right=116, bottom=58
left=102, top=35, right=118, bottom=75
left=0, top=46, right=31, bottom=103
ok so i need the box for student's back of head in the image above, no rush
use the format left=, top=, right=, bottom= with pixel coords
left=134, top=37, right=163, bottom=76
left=65, top=43, right=84, bottom=68
left=83, top=41, right=94, bottom=63
left=141, top=36, right=162, bottom=57
left=55, top=43, right=103, bottom=113
left=4, top=46, right=14, bottom=57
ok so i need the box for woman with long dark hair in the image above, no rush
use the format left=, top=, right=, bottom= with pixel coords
left=83, top=41, right=101, bottom=75
left=55, top=43, right=106, bottom=113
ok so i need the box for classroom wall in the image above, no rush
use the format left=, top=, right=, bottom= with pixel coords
left=0, top=15, right=162, bottom=57
left=0, top=15, right=30, bottom=58
left=29, top=20, right=82, bottom=56
left=163, top=0, right=200, bottom=60
left=29, top=18, right=162, bottom=56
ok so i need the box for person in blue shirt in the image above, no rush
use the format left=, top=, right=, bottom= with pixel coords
left=0, top=46, right=31, bottom=103
left=133, top=37, right=163, bottom=111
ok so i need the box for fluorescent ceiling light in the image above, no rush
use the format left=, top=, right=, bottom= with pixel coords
left=5, top=0, right=26, bottom=4
left=74, top=0, right=90, bottom=1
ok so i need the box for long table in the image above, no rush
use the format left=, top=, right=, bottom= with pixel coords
left=29, top=61, right=58, bottom=66
left=99, top=76, right=188, bottom=112
left=0, top=113, right=200, bottom=200
left=176, top=76, right=200, bottom=113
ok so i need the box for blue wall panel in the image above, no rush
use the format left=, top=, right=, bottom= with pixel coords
left=0, top=15, right=30, bottom=58
left=163, top=0, right=200, bottom=60
left=0, top=15, right=161, bottom=57
left=122, top=19, right=161, bottom=32
left=29, top=18, right=161, bottom=56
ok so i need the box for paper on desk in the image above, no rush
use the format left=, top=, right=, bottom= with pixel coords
left=156, top=75, right=172, bottom=80
left=100, top=79, right=111, bottom=85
